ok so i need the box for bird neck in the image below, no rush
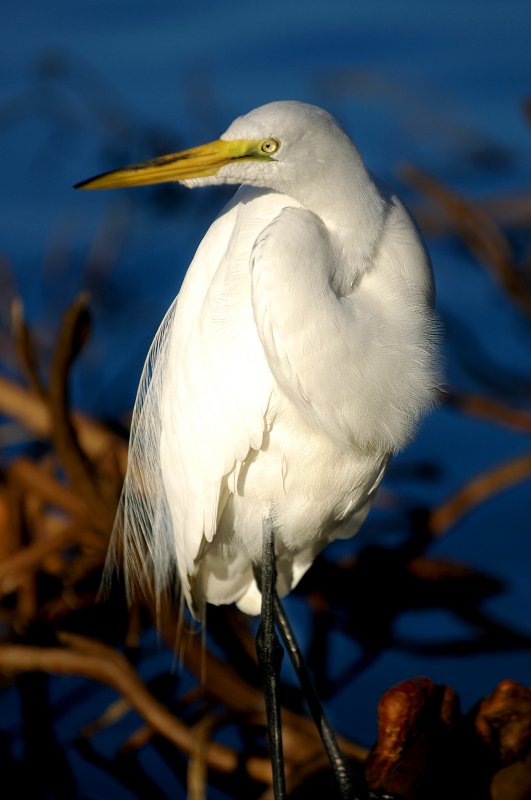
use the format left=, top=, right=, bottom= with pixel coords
left=301, top=161, right=387, bottom=296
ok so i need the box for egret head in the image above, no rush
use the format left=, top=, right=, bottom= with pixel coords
left=213, top=101, right=359, bottom=191
left=74, top=101, right=364, bottom=200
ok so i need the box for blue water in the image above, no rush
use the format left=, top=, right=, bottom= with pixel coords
left=1, top=1, right=530, bottom=797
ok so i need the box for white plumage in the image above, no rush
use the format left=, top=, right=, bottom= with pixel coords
left=83, top=101, right=439, bottom=618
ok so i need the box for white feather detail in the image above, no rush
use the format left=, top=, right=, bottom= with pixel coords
left=103, top=295, right=182, bottom=606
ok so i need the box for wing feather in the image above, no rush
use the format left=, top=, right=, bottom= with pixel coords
left=106, top=187, right=292, bottom=612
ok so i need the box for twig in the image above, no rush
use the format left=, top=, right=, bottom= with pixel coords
left=444, top=389, right=531, bottom=434
left=0, top=522, right=102, bottom=595
left=156, top=603, right=369, bottom=765
left=8, top=457, right=89, bottom=518
left=14, top=574, right=38, bottom=633
left=0, top=632, right=273, bottom=784
left=259, top=752, right=332, bottom=800
left=401, top=164, right=531, bottom=318
left=48, top=294, right=115, bottom=531
left=11, top=298, right=46, bottom=398
left=0, top=376, right=128, bottom=473
left=187, top=712, right=230, bottom=800
left=81, top=697, right=133, bottom=738
left=2, top=479, right=24, bottom=562
left=411, top=193, right=531, bottom=236
left=429, top=453, right=531, bottom=536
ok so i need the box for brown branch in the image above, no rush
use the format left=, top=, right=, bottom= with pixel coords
left=115, top=687, right=207, bottom=753
left=40, top=590, right=101, bottom=623
left=10, top=298, right=46, bottom=398
left=81, top=697, right=132, bottom=738
left=259, top=752, right=332, bottom=800
left=0, top=376, right=128, bottom=473
left=0, top=522, right=102, bottom=595
left=48, top=294, right=115, bottom=531
left=157, top=604, right=368, bottom=765
left=410, top=194, right=531, bottom=237
left=429, top=453, right=531, bottom=537
left=2, top=480, right=24, bottom=562
left=14, top=574, right=38, bottom=633
left=444, top=389, right=531, bottom=434
left=187, top=712, right=230, bottom=800
left=8, top=458, right=89, bottom=518
left=0, top=633, right=273, bottom=784
left=400, top=164, right=531, bottom=318
left=0, top=489, right=10, bottom=559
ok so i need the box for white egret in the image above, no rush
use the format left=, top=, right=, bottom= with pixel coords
left=77, top=101, right=438, bottom=800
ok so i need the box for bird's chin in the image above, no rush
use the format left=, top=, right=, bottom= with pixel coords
left=180, top=176, right=219, bottom=189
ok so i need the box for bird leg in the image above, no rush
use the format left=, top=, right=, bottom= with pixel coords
left=255, top=517, right=287, bottom=800
left=273, top=593, right=361, bottom=800
left=254, top=528, right=394, bottom=800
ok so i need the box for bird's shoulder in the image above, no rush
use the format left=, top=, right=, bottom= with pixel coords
left=372, top=187, right=435, bottom=303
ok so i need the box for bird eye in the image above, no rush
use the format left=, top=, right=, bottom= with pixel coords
left=261, top=138, right=279, bottom=154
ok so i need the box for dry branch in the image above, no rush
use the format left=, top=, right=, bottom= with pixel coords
left=401, top=164, right=531, bottom=318
left=0, top=375, right=128, bottom=472
left=444, top=390, right=531, bottom=434
left=47, top=294, right=116, bottom=531
left=8, top=457, right=89, bottom=517
left=0, top=524, right=101, bottom=595
left=156, top=604, right=368, bottom=765
left=429, top=452, right=531, bottom=536
left=11, top=298, right=46, bottom=398
left=0, top=633, right=273, bottom=784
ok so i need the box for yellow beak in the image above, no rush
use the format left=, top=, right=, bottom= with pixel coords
left=74, top=139, right=269, bottom=190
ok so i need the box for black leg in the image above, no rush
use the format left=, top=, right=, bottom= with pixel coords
left=274, top=593, right=362, bottom=800
left=255, top=518, right=287, bottom=800
left=254, top=530, right=394, bottom=800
